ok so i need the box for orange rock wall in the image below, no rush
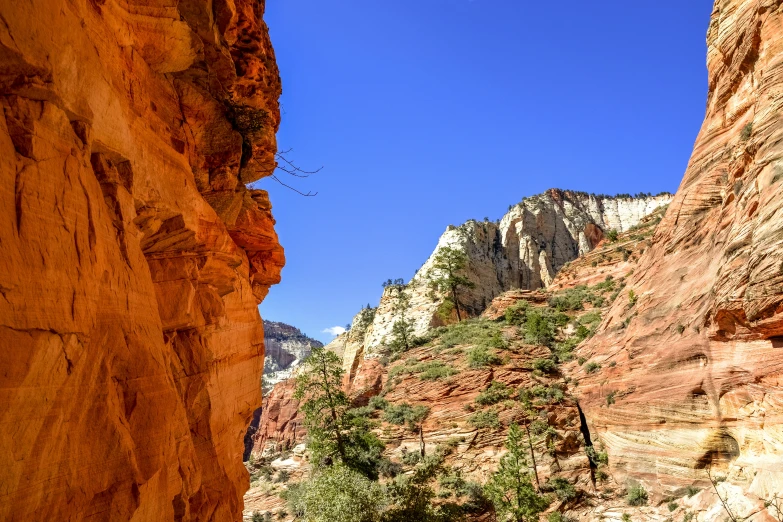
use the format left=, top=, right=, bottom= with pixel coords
left=574, top=0, right=783, bottom=501
left=0, top=0, right=283, bottom=519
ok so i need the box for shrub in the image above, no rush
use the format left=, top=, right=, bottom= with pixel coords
left=400, top=449, right=421, bottom=466
left=251, top=512, right=266, bottom=522
left=467, top=346, right=502, bottom=368
left=585, top=362, right=601, bottom=374
left=741, top=122, right=753, bottom=140
left=378, top=458, right=402, bottom=478
left=578, top=357, right=587, bottom=365
left=622, top=515, right=631, bottom=522
left=626, top=484, right=648, bottom=506
left=628, top=290, right=637, bottom=306
left=684, top=512, right=694, bottom=522
left=524, top=310, right=556, bottom=346
left=520, top=385, right=565, bottom=405
left=685, top=485, right=700, bottom=497
left=586, top=446, right=608, bottom=466
left=677, top=324, right=686, bottom=334
left=368, top=396, right=388, bottom=410
left=606, top=391, right=616, bottom=406
left=275, top=470, right=290, bottom=483
left=545, top=477, right=577, bottom=501
left=505, top=300, right=530, bottom=325
left=417, top=361, right=458, bottom=380
left=476, top=381, right=513, bottom=405
left=468, top=410, right=500, bottom=429
left=383, top=403, right=430, bottom=429
left=439, top=319, right=506, bottom=349
left=668, top=501, right=678, bottom=512
left=607, top=229, right=619, bottom=242
left=286, top=465, right=384, bottom=522
left=532, top=358, right=557, bottom=374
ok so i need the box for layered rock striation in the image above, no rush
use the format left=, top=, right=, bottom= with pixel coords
left=573, top=0, right=783, bottom=506
left=0, top=0, right=283, bottom=519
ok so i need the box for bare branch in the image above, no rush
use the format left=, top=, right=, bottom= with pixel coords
left=270, top=174, right=318, bottom=197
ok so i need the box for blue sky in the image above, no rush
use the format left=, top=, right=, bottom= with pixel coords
left=255, top=0, right=715, bottom=343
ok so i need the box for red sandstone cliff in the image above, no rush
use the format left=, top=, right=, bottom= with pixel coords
left=0, top=0, right=283, bottom=519
left=573, top=0, right=783, bottom=506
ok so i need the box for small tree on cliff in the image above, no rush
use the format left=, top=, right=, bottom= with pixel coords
left=427, top=246, right=474, bottom=321
left=484, top=424, right=551, bottom=522
left=386, top=280, right=415, bottom=353
left=294, top=347, right=384, bottom=478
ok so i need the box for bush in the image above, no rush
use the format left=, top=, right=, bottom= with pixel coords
left=545, top=477, right=577, bottom=501
left=668, top=501, right=678, bottom=512
left=607, top=229, right=619, bottom=242
left=438, top=319, right=506, bottom=349
left=378, top=458, right=403, bottom=478
left=584, top=362, right=601, bottom=374
left=468, top=410, right=500, bottom=429
left=685, top=485, right=700, bottom=497
left=400, top=449, right=421, bottom=466
left=417, top=361, right=458, bottom=380
left=383, top=403, right=430, bottom=429
left=286, top=465, right=384, bottom=522
left=626, top=484, right=648, bottom=506
left=467, top=346, right=502, bottom=368
left=476, top=381, right=513, bottom=405
left=532, top=358, right=556, bottom=374
left=368, top=396, right=388, bottom=410
left=519, top=385, right=565, bottom=405
left=505, top=300, right=530, bottom=325
left=524, top=310, right=556, bottom=346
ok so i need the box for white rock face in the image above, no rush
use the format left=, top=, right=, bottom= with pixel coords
left=263, top=321, right=323, bottom=392
left=357, top=189, right=671, bottom=356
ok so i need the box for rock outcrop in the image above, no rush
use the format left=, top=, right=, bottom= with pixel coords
left=0, top=0, right=283, bottom=519
left=347, top=190, right=670, bottom=374
left=263, top=321, right=322, bottom=392
left=573, top=0, right=783, bottom=508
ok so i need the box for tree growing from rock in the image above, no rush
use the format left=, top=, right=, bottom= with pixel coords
left=294, top=347, right=384, bottom=479
left=385, top=280, right=415, bottom=353
left=484, top=424, right=550, bottom=522
left=427, top=246, right=474, bottom=321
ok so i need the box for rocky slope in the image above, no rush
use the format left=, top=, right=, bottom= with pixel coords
left=0, top=0, right=283, bottom=520
left=337, top=190, right=670, bottom=377
left=572, top=0, right=783, bottom=512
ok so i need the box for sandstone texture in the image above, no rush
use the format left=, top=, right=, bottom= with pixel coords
left=0, top=0, right=283, bottom=519
left=573, top=0, right=783, bottom=509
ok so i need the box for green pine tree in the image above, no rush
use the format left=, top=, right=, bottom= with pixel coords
left=427, top=246, right=475, bottom=321
left=294, top=347, right=384, bottom=478
left=484, top=424, right=551, bottom=522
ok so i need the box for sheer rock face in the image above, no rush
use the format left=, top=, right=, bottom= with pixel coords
left=263, top=321, right=322, bottom=392
left=355, top=190, right=670, bottom=366
left=573, top=0, right=783, bottom=503
left=0, top=0, right=283, bottom=520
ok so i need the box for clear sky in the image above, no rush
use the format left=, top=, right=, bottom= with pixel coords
left=255, top=0, right=715, bottom=344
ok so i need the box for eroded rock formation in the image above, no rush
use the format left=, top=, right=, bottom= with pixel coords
left=0, top=0, right=283, bottom=519
left=573, top=0, right=783, bottom=507
left=344, top=190, right=670, bottom=375
left=263, top=320, right=322, bottom=392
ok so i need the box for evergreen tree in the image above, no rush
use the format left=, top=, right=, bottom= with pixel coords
left=484, top=424, right=550, bottom=522
left=427, top=246, right=475, bottom=321
left=294, top=347, right=384, bottom=478
left=387, top=282, right=414, bottom=353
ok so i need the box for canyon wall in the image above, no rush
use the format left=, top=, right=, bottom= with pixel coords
left=349, top=190, right=670, bottom=374
left=0, top=0, right=283, bottom=520
left=574, top=0, right=783, bottom=505
left=263, top=320, right=322, bottom=392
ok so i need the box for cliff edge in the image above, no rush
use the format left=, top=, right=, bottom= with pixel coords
left=0, top=0, right=283, bottom=519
